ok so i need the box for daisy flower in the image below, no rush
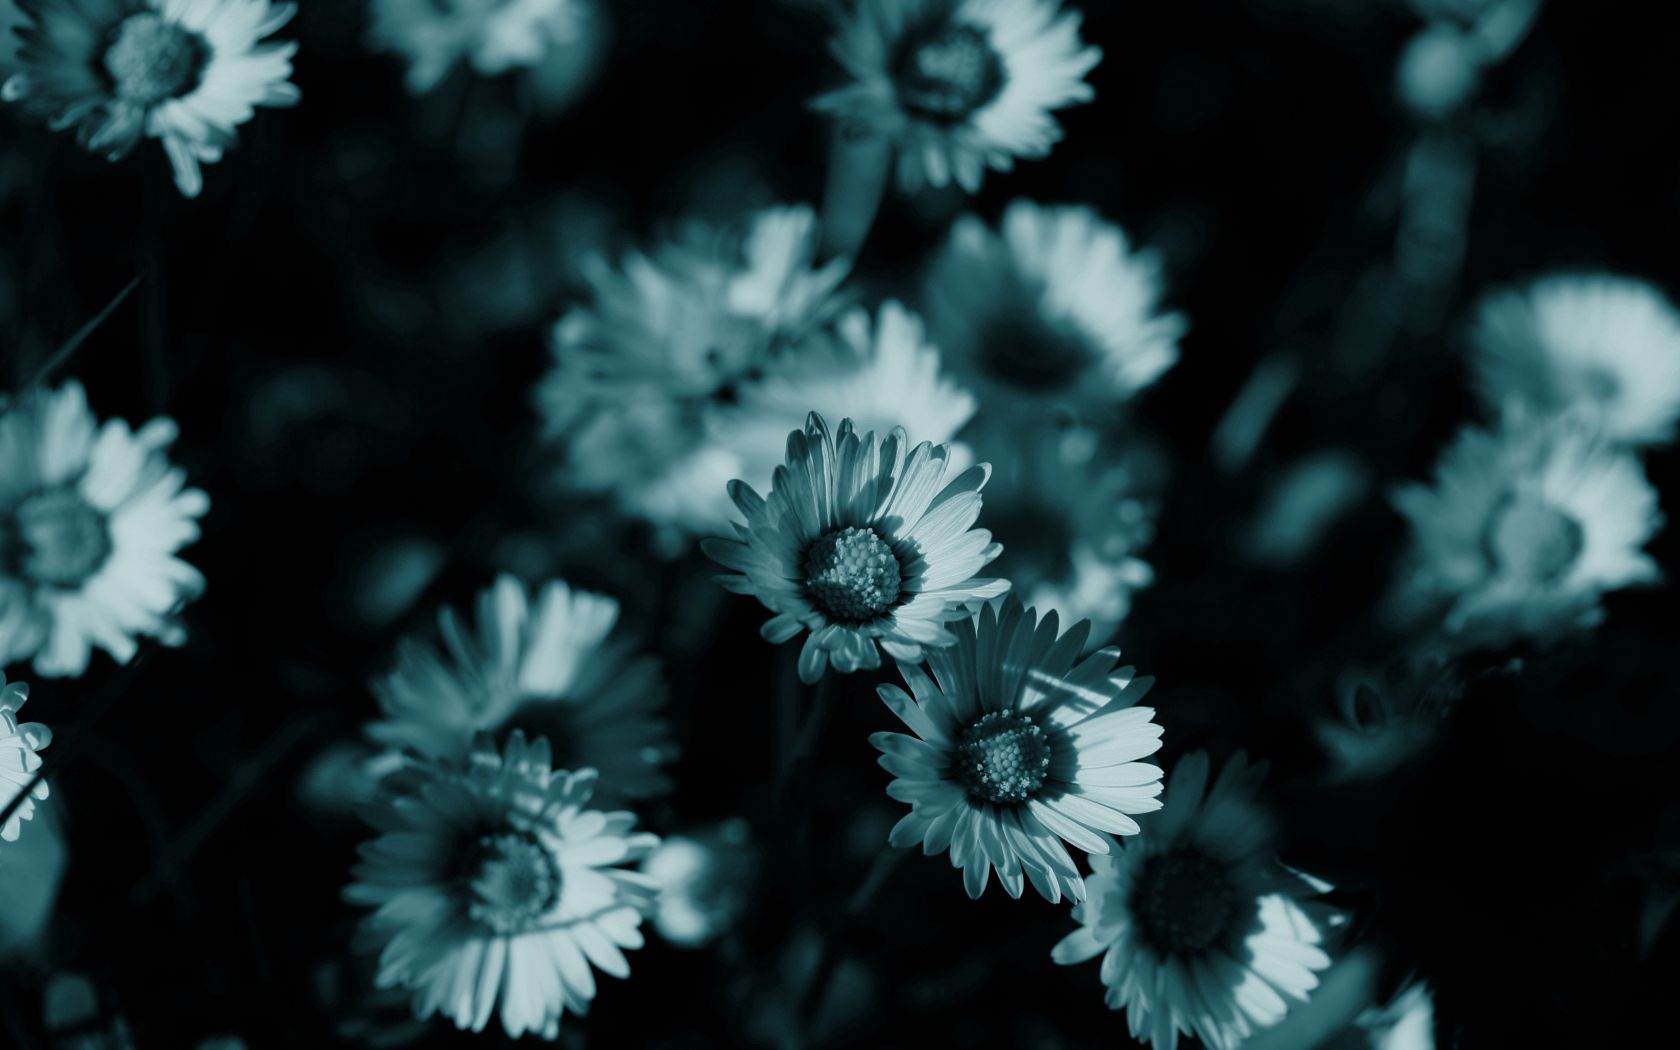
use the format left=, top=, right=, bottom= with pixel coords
left=2, top=0, right=300, bottom=198
left=368, top=0, right=587, bottom=95
left=1052, top=750, right=1334, bottom=1050
left=1470, top=274, right=1680, bottom=446
left=1, top=671, right=52, bottom=849
left=811, top=0, right=1100, bottom=192
left=347, top=731, right=659, bottom=1039
left=369, top=574, right=673, bottom=806
left=0, top=380, right=208, bottom=678
left=871, top=597, right=1164, bottom=902
left=702, top=413, right=1008, bottom=684
left=640, top=818, right=759, bottom=949
left=923, top=201, right=1186, bottom=413
left=1389, top=413, right=1662, bottom=646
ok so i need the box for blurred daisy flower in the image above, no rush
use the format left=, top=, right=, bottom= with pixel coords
left=2, top=0, right=300, bottom=198
left=1471, top=274, right=1680, bottom=446
left=1, top=672, right=51, bottom=849
left=924, top=201, right=1186, bottom=414
left=640, top=818, right=759, bottom=948
left=706, top=300, right=977, bottom=499
left=703, top=413, right=1008, bottom=684
left=1390, top=413, right=1662, bottom=646
left=368, top=0, right=587, bottom=95
left=346, top=732, right=659, bottom=1040
left=1052, top=750, right=1334, bottom=1050
left=0, top=380, right=208, bottom=677
left=369, top=574, right=673, bottom=806
left=811, top=0, right=1100, bottom=192
left=871, top=597, right=1163, bottom=903
left=539, top=205, right=848, bottom=536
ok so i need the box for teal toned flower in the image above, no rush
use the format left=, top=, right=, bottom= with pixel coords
left=640, top=818, right=759, bottom=948
left=369, top=575, right=673, bottom=806
left=703, top=414, right=1008, bottom=683
left=369, top=0, right=588, bottom=95
left=812, top=0, right=1100, bottom=192
left=0, top=380, right=208, bottom=677
left=3, top=0, right=299, bottom=197
left=346, top=732, right=659, bottom=1040
left=871, top=598, right=1163, bottom=902
left=924, top=201, right=1185, bottom=413
left=1053, top=751, right=1334, bottom=1050
left=1, top=672, right=51, bottom=849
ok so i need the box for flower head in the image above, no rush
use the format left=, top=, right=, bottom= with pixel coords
left=1471, top=274, right=1680, bottom=446
left=703, top=413, right=1008, bottom=683
left=811, top=0, right=1100, bottom=192
left=369, top=0, right=587, bottom=94
left=369, top=575, right=673, bottom=806
left=1052, top=751, right=1334, bottom=1050
left=0, top=380, right=208, bottom=677
left=346, top=732, right=660, bottom=1040
left=1, top=671, right=52, bottom=849
left=3, top=0, right=300, bottom=197
left=871, top=598, right=1163, bottom=902
left=640, top=818, right=759, bottom=948
left=924, top=201, right=1185, bottom=413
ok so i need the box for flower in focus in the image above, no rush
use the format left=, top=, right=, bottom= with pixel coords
left=871, top=597, right=1164, bottom=902
left=703, top=413, right=1008, bottom=683
left=1, top=671, right=51, bottom=849
left=1470, top=274, right=1680, bottom=446
left=1052, top=750, right=1334, bottom=1050
left=346, top=732, right=659, bottom=1039
left=924, top=201, right=1185, bottom=414
left=811, top=0, right=1100, bottom=192
left=640, top=818, right=759, bottom=948
left=2, top=0, right=300, bottom=198
left=369, top=574, right=673, bottom=806
left=0, top=380, right=209, bottom=677
left=368, top=0, right=588, bottom=95
left=1389, top=413, right=1662, bottom=646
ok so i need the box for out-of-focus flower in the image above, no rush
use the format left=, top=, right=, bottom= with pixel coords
left=346, top=732, right=659, bottom=1040
left=1053, top=751, right=1334, bottom=1050
left=2, top=0, right=299, bottom=197
left=703, top=414, right=1008, bottom=684
left=872, top=598, right=1163, bottom=902
left=539, top=205, right=848, bottom=536
left=1317, top=661, right=1457, bottom=784
left=706, top=300, right=976, bottom=499
left=1395, top=23, right=1481, bottom=121
left=1390, top=413, right=1662, bottom=646
left=1350, top=983, right=1436, bottom=1050
left=640, top=818, right=759, bottom=948
left=369, top=575, right=673, bottom=806
left=0, top=380, right=208, bottom=677
left=811, top=0, right=1100, bottom=192
left=1471, top=274, right=1680, bottom=446
left=1244, top=450, right=1372, bottom=570
left=41, top=972, right=136, bottom=1048
left=924, top=201, right=1185, bottom=414
left=1, top=671, right=50, bottom=848
left=368, top=0, right=587, bottom=95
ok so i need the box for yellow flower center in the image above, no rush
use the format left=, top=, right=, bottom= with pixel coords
left=7, top=488, right=111, bottom=588
left=1132, top=849, right=1240, bottom=958
left=895, top=23, right=1005, bottom=123
left=104, top=14, right=209, bottom=106
left=466, top=830, right=561, bottom=934
left=803, top=526, right=901, bottom=623
left=957, top=711, right=1050, bottom=804
left=1484, top=492, right=1584, bottom=584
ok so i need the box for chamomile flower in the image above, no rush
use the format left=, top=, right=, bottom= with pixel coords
left=346, top=732, right=659, bottom=1040
left=1, top=672, right=51, bottom=849
left=1470, top=274, right=1680, bottom=446
left=871, top=597, right=1164, bottom=903
left=1389, top=413, right=1662, bottom=646
left=702, top=414, right=1008, bottom=684
left=0, top=380, right=208, bottom=678
left=811, top=0, right=1100, bottom=192
left=924, top=201, right=1186, bottom=413
left=1052, top=751, right=1334, bottom=1050
left=2, top=0, right=300, bottom=198
left=369, top=575, right=673, bottom=806
left=368, top=0, right=587, bottom=95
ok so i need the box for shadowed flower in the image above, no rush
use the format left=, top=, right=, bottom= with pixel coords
left=1471, top=274, right=1680, bottom=446
left=368, top=574, right=673, bottom=806
left=924, top=201, right=1185, bottom=413
left=1, top=672, right=51, bottom=849
left=3, top=0, right=299, bottom=197
left=871, top=598, right=1164, bottom=902
left=0, top=380, right=208, bottom=677
left=811, top=0, right=1100, bottom=192
left=640, top=818, right=759, bottom=948
left=1053, top=751, right=1334, bottom=1050
left=703, top=413, right=1008, bottom=683
left=346, top=732, right=660, bottom=1040
left=369, top=0, right=588, bottom=95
